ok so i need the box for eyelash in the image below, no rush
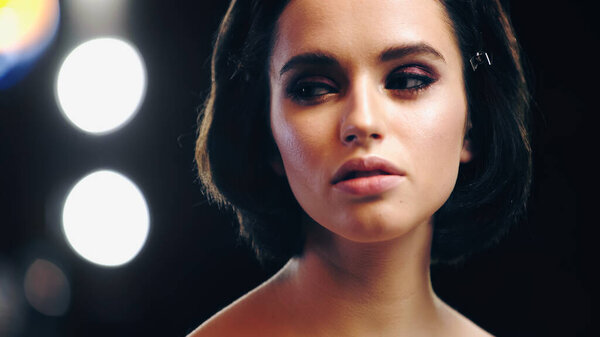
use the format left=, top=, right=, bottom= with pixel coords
left=286, top=81, right=339, bottom=104
left=385, top=71, right=435, bottom=93
left=286, top=67, right=436, bottom=104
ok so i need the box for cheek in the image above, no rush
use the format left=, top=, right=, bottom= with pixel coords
left=270, top=98, right=329, bottom=188
left=423, top=102, right=466, bottom=190
left=411, top=92, right=467, bottom=200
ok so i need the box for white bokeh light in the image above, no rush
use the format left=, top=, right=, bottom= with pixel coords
left=62, top=170, right=150, bottom=267
left=56, top=37, right=146, bottom=134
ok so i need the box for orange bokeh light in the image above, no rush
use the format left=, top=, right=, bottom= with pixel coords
left=0, top=0, right=59, bottom=53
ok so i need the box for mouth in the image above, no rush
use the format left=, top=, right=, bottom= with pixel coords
left=338, top=169, right=390, bottom=181
left=331, top=156, right=405, bottom=196
left=331, top=157, right=405, bottom=185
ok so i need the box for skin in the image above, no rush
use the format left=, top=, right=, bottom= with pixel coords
left=190, top=0, right=491, bottom=336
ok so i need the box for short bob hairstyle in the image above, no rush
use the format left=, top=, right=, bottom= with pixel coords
left=196, top=0, right=532, bottom=264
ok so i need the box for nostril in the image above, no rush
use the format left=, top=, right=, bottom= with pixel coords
left=345, top=135, right=357, bottom=142
left=370, top=133, right=382, bottom=140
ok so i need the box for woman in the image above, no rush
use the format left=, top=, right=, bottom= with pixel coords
left=190, top=0, right=531, bottom=335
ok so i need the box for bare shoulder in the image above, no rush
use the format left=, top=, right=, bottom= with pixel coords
left=186, top=279, right=293, bottom=337
left=435, top=297, right=495, bottom=337
left=451, top=314, right=494, bottom=337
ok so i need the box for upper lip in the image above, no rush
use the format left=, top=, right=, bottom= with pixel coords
left=331, top=156, right=405, bottom=184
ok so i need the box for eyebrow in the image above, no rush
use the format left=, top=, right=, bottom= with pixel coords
left=379, top=43, right=446, bottom=63
left=278, top=42, right=445, bottom=77
left=279, top=52, right=340, bottom=76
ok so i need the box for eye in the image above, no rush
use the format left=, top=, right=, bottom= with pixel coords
left=385, top=67, right=436, bottom=94
left=286, top=76, right=339, bottom=104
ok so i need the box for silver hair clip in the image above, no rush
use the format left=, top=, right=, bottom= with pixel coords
left=470, top=51, right=492, bottom=71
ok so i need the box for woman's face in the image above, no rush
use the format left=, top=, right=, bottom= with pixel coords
left=269, top=0, right=471, bottom=243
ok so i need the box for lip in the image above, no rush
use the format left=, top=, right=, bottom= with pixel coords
left=331, top=156, right=405, bottom=196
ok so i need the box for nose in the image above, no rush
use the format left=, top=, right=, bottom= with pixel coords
left=339, top=79, right=386, bottom=146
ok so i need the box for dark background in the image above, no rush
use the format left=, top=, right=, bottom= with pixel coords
left=0, top=1, right=594, bottom=336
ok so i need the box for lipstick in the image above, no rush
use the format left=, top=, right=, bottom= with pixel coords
left=331, top=156, right=405, bottom=196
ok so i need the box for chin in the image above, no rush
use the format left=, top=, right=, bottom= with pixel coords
left=314, top=203, right=432, bottom=244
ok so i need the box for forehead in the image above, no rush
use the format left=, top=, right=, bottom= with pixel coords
left=271, top=0, right=460, bottom=70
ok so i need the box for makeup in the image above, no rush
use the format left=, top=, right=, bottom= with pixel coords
left=331, top=156, right=405, bottom=196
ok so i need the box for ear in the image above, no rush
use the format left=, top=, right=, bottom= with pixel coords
left=460, top=115, right=473, bottom=163
left=460, top=138, right=473, bottom=163
left=270, top=155, right=286, bottom=176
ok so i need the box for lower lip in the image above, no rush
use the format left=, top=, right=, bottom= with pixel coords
left=333, top=175, right=404, bottom=196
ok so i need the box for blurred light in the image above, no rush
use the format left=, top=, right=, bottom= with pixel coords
left=0, top=261, right=24, bottom=337
left=62, top=170, right=150, bottom=267
left=0, top=0, right=59, bottom=89
left=0, top=0, right=56, bottom=52
left=56, top=38, right=146, bottom=134
left=63, top=0, right=127, bottom=38
left=23, top=259, right=70, bottom=317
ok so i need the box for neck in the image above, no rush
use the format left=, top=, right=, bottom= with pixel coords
left=272, top=219, right=444, bottom=336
